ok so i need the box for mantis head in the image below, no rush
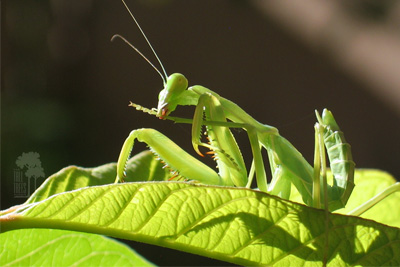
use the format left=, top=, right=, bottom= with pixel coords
left=112, top=1, right=189, bottom=120
left=157, top=73, right=188, bottom=119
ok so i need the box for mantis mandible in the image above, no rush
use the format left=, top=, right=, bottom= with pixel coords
left=113, top=0, right=399, bottom=215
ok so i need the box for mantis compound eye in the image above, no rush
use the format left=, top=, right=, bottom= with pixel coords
left=166, top=73, right=188, bottom=94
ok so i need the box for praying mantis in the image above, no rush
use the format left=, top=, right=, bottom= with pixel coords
left=113, top=0, right=399, bottom=215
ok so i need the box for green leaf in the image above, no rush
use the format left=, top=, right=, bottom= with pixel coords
left=0, top=228, right=155, bottom=267
left=24, top=150, right=169, bottom=204
left=2, top=153, right=399, bottom=265
left=1, top=182, right=400, bottom=266
left=289, top=169, right=400, bottom=228
left=336, top=169, right=400, bottom=227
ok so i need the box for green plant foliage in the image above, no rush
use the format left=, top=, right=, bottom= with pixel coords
left=0, top=228, right=155, bottom=267
left=23, top=150, right=169, bottom=204
left=1, top=151, right=399, bottom=266
left=289, top=169, right=400, bottom=228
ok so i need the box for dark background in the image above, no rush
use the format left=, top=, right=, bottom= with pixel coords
left=2, top=0, right=400, bottom=265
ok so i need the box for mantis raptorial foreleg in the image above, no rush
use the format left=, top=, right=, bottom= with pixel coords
left=191, top=93, right=248, bottom=187
left=191, top=92, right=266, bottom=190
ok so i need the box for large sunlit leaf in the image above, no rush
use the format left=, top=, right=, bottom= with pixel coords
left=0, top=228, right=154, bottom=266
left=1, top=181, right=400, bottom=266
left=2, top=151, right=399, bottom=266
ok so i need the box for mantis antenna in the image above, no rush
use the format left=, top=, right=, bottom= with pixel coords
left=111, top=34, right=166, bottom=84
left=112, top=0, right=168, bottom=85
